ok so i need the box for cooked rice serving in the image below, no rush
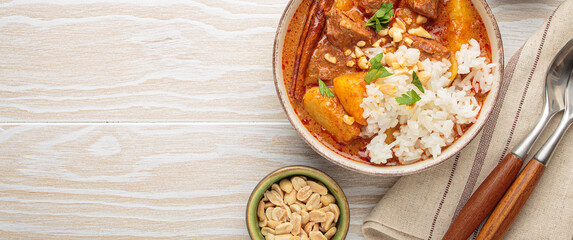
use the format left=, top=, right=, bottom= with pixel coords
left=361, top=39, right=495, bottom=164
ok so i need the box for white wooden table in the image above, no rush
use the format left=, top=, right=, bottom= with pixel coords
left=0, top=0, right=564, bottom=239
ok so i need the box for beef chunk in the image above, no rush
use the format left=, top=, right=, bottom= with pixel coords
left=405, top=0, right=440, bottom=19
left=357, top=0, right=399, bottom=16
left=325, top=8, right=377, bottom=51
left=406, top=34, right=450, bottom=60
left=305, top=39, right=355, bottom=86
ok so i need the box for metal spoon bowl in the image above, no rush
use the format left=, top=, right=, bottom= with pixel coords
left=534, top=69, right=573, bottom=163
left=512, top=38, right=573, bottom=158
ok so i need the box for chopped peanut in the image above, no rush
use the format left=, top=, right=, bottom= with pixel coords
left=394, top=19, right=406, bottom=31
left=417, top=71, right=432, bottom=85
left=356, top=41, right=366, bottom=47
left=417, top=61, right=424, bottom=71
left=385, top=52, right=398, bottom=67
left=376, top=83, right=397, bottom=95
left=394, top=67, right=408, bottom=75
left=358, top=56, right=370, bottom=70
left=416, top=15, right=428, bottom=24
left=324, top=53, right=337, bottom=64
left=404, top=17, right=413, bottom=25
left=346, top=60, right=355, bottom=67
left=408, top=27, right=432, bottom=38
left=404, top=37, right=413, bottom=46
left=343, top=115, right=355, bottom=125
left=378, top=28, right=388, bottom=36
left=354, top=46, right=365, bottom=58
left=388, top=27, right=404, bottom=43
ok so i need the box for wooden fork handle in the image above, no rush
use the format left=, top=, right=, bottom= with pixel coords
left=443, top=153, right=523, bottom=240
left=476, top=159, right=546, bottom=240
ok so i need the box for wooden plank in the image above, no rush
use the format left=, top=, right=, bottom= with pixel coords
left=0, top=0, right=564, bottom=122
left=0, top=125, right=397, bottom=238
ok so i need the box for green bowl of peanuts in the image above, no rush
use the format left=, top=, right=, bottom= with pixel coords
left=246, top=166, right=349, bottom=240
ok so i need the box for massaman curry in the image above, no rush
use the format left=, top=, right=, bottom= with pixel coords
left=282, top=0, right=492, bottom=165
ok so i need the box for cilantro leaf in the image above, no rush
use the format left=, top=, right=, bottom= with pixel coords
left=370, top=51, right=384, bottom=69
left=411, top=72, right=425, bottom=93
left=396, top=90, right=421, bottom=105
left=364, top=52, right=392, bottom=83
left=365, top=3, right=394, bottom=32
left=318, top=78, right=335, bottom=97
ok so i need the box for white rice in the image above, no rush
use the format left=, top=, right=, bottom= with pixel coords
left=361, top=40, right=495, bottom=164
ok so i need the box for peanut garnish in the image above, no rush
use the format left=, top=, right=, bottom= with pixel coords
left=275, top=222, right=294, bottom=235
left=320, top=194, right=335, bottom=206
left=307, top=181, right=328, bottom=195
left=394, top=19, right=406, bottom=31
left=291, top=177, right=307, bottom=191
left=324, top=227, right=337, bottom=239
left=257, top=176, right=340, bottom=239
left=358, top=56, right=370, bottom=70
left=284, top=189, right=297, bottom=205
left=346, top=60, right=356, bottom=68
left=388, top=27, right=404, bottom=42
left=261, top=227, right=275, bottom=236
left=416, top=15, right=428, bottom=24
left=308, top=210, right=327, bottom=222
left=385, top=52, right=398, bottom=67
left=324, top=53, right=337, bottom=64
left=309, top=231, right=328, bottom=240
left=306, top=193, right=322, bottom=210
left=280, top=179, right=294, bottom=193
left=342, top=115, right=355, bottom=125
left=372, top=39, right=383, bottom=47
left=297, top=185, right=312, bottom=202
left=404, top=37, right=413, bottom=47
left=417, top=71, right=432, bottom=85
left=376, top=83, right=398, bottom=95
left=408, top=27, right=432, bottom=38
left=354, top=46, right=365, bottom=58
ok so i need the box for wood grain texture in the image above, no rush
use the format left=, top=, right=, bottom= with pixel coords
left=443, top=153, right=523, bottom=240
left=477, top=159, right=546, bottom=240
left=0, top=125, right=394, bottom=239
left=0, top=0, right=565, bottom=122
left=0, top=0, right=565, bottom=238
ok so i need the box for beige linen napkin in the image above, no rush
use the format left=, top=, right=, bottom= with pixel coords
left=362, top=1, right=573, bottom=239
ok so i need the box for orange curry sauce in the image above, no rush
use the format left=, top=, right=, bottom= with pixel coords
left=282, top=0, right=491, bottom=166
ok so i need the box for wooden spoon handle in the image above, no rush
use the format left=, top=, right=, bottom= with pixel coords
left=476, top=159, right=546, bottom=240
left=443, top=153, right=523, bottom=240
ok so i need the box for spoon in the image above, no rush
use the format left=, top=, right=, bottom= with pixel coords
left=443, top=38, right=573, bottom=240
left=477, top=69, right=573, bottom=240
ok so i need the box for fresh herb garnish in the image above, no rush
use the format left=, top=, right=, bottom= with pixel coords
left=411, top=72, right=425, bottom=93
left=318, top=78, right=335, bottom=97
left=365, top=3, right=394, bottom=32
left=365, top=52, right=393, bottom=83
left=396, top=90, right=421, bottom=105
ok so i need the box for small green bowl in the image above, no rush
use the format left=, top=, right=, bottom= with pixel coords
left=246, top=166, right=349, bottom=239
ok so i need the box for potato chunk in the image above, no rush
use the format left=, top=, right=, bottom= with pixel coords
left=445, top=0, right=481, bottom=52
left=303, top=87, right=361, bottom=142
left=445, top=0, right=485, bottom=83
left=332, top=72, right=368, bottom=125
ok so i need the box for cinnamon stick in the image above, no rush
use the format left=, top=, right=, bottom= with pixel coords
left=290, top=0, right=333, bottom=100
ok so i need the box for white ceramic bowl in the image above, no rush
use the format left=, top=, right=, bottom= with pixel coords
left=273, top=0, right=503, bottom=176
